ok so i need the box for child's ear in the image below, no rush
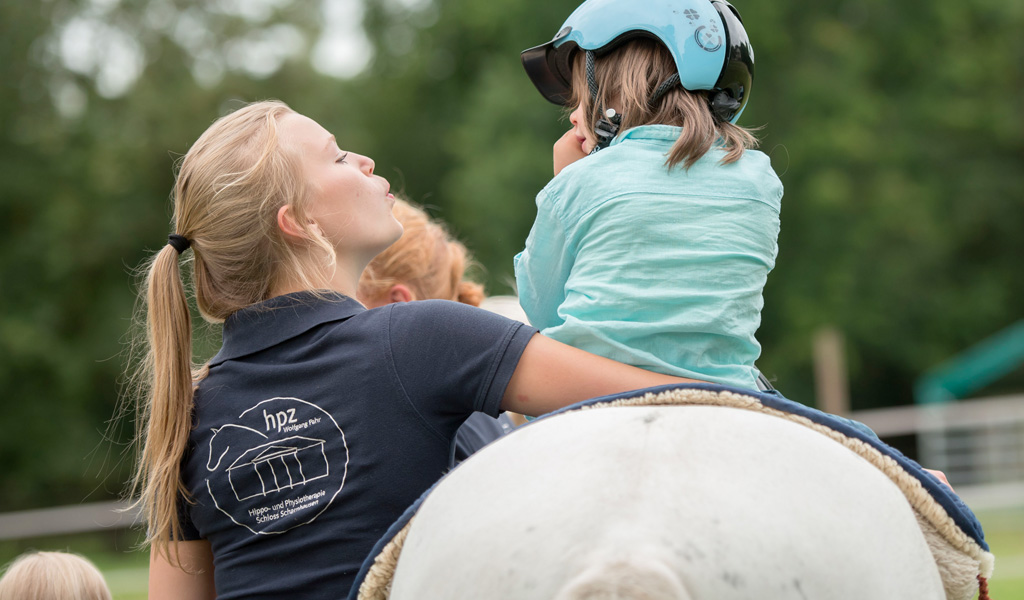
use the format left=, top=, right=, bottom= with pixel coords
left=388, top=284, right=415, bottom=304
left=277, top=205, right=321, bottom=239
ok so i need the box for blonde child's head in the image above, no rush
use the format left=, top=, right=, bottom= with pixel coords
left=0, top=551, right=112, bottom=600
left=359, top=199, right=484, bottom=307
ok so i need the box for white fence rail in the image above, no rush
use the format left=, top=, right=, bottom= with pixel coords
left=851, top=393, right=1024, bottom=511
left=0, top=500, right=141, bottom=541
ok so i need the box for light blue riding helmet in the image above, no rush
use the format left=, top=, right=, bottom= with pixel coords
left=521, top=0, right=754, bottom=124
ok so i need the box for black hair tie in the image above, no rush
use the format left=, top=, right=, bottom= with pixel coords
left=167, top=234, right=191, bottom=254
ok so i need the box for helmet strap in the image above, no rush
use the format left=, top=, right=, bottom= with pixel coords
left=649, top=73, right=739, bottom=123
left=586, top=51, right=621, bottom=152
left=649, top=73, right=681, bottom=107
left=586, top=50, right=600, bottom=100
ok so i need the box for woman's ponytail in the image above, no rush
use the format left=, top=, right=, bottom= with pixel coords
left=125, top=101, right=314, bottom=560
left=131, top=243, right=195, bottom=560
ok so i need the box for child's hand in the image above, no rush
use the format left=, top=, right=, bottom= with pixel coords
left=924, top=468, right=954, bottom=491
left=553, top=129, right=589, bottom=176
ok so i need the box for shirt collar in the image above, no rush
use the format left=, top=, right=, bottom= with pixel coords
left=209, top=291, right=365, bottom=366
left=609, top=124, right=683, bottom=147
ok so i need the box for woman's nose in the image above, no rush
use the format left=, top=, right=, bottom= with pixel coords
left=360, top=154, right=375, bottom=175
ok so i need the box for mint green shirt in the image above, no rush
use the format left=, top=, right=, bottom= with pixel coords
left=514, top=125, right=783, bottom=389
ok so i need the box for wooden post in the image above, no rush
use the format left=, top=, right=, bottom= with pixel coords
left=814, top=326, right=850, bottom=416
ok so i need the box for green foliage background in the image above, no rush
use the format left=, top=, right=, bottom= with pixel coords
left=0, top=0, right=1021, bottom=511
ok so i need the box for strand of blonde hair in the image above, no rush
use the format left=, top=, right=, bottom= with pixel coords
left=128, top=245, right=195, bottom=561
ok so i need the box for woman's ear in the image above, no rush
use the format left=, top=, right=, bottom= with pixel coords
left=277, top=205, right=324, bottom=240
left=277, top=205, right=306, bottom=240
left=388, top=284, right=415, bottom=304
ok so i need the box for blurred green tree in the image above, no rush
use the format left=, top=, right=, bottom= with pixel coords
left=0, top=0, right=1021, bottom=512
left=0, top=0, right=338, bottom=510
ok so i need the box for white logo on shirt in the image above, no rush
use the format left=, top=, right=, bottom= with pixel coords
left=205, top=397, right=348, bottom=535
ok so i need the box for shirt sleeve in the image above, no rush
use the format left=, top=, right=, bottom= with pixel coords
left=514, top=186, right=576, bottom=332
left=385, top=300, right=537, bottom=428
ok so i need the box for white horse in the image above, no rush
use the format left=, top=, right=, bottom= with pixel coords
left=353, top=386, right=993, bottom=600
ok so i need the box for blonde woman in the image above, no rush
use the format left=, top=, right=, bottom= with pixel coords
left=130, top=101, right=697, bottom=599
left=0, top=551, right=112, bottom=600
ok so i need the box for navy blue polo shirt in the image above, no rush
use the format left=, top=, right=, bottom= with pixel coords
left=177, top=291, right=535, bottom=599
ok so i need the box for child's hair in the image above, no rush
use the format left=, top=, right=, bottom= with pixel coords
left=359, top=199, right=484, bottom=306
left=127, top=100, right=336, bottom=559
left=0, top=551, right=112, bottom=600
left=570, top=38, right=758, bottom=169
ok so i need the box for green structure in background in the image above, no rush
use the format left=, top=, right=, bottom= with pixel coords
left=915, top=320, right=1024, bottom=404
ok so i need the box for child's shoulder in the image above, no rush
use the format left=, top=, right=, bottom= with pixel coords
left=714, top=146, right=780, bottom=176
left=664, top=145, right=783, bottom=209
left=727, top=147, right=779, bottom=175
left=539, top=153, right=632, bottom=220
left=716, top=148, right=784, bottom=205
left=539, top=154, right=602, bottom=202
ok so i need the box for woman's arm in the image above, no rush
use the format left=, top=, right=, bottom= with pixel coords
left=502, top=333, right=700, bottom=416
left=149, top=540, right=216, bottom=600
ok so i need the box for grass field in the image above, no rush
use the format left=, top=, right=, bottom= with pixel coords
left=978, top=506, right=1024, bottom=600
left=2, top=508, right=1021, bottom=599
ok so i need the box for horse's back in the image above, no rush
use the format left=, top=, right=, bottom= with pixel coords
left=389, top=406, right=944, bottom=599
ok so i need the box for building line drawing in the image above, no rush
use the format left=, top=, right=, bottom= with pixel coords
left=226, top=436, right=330, bottom=501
